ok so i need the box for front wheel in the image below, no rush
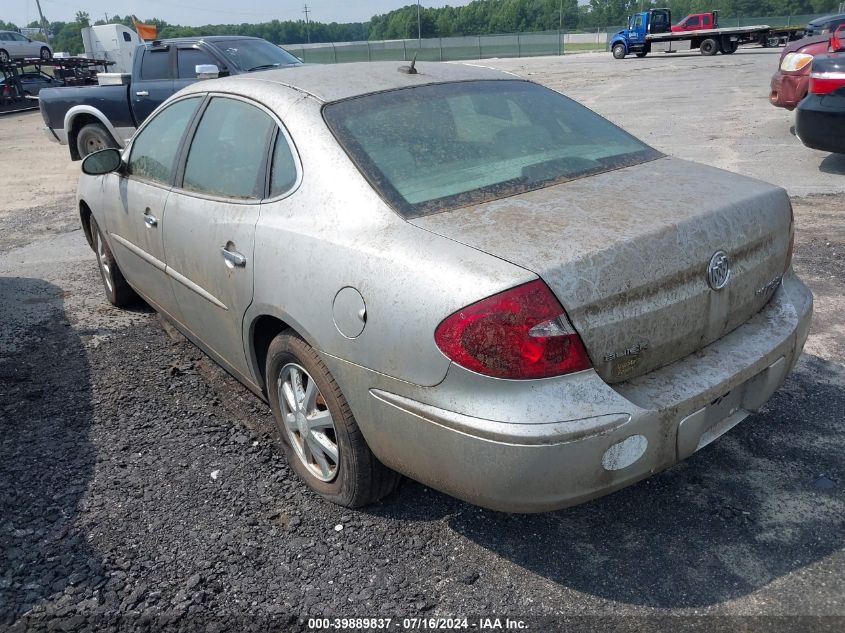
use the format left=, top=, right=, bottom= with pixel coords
left=76, top=123, right=118, bottom=159
left=90, top=216, right=139, bottom=307
left=612, top=43, right=626, bottom=59
left=266, top=332, right=401, bottom=508
left=40, top=47, right=51, bottom=61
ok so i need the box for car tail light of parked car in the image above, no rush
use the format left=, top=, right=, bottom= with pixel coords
left=434, top=280, right=592, bottom=379
left=808, top=69, right=845, bottom=93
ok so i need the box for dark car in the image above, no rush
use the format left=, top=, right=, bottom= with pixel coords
left=795, top=51, right=845, bottom=154
left=0, top=70, right=63, bottom=96
left=805, top=13, right=845, bottom=37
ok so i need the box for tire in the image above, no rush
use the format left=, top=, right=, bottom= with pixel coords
left=266, top=332, right=401, bottom=508
left=612, top=43, right=626, bottom=59
left=89, top=216, right=139, bottom=307
left=636, top=51, right=648, bottom=58
left=76, top=123, right=118, bottom=158
left=721, top=38, right=738, bottom=54
left=700, top=38, right=719, bottom=56
left=0, top=50, right=9, bottom=63
left=40, top=47, right=51, bottom=61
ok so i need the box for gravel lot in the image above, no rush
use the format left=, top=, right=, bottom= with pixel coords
left=1, top=48, right=843, bottom=632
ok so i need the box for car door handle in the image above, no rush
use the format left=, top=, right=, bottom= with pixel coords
left=135, top=90, right=149, bottom=97
left=143, top=214, right=158, bottom=228
left=221, top=247, right=246, bottom=268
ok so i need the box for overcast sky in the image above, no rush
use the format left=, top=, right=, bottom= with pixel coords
left=9, top=1, right=477, bottom=28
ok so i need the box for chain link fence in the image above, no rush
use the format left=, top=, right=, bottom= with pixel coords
left=284, top=12, right=833, bottom=64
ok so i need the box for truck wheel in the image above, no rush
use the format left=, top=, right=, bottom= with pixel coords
left=0, top=50, right=9, bottom=63
left=612, top=43, right=626, bottom=59
left=636, top=51, right=648, bottom=58
left=721, top=38, right=738, bottom=54
left=700, top=38, right=719, bottom=56
left=40, top=47, right=52, bottom=61
left=76, top=123, right=118, bottom=158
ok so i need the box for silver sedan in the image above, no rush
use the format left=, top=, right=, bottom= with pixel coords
left=76, top=61, right=812, bottom=512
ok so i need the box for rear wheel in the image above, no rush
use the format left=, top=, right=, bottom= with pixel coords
left=266, top=332, right=401, bottom=508
left=40, top=47, right=51, bottom=61
left=90, top=216, right=139, bottom=307
left=721, top=38, right=738, bottom=54
left=612, top=43, right=626, bottom=59
left=636, top=51, right=648, bottom=58
left=76, top=123, right=118, bottom=158
left=700, top=38, right=719, bottom=56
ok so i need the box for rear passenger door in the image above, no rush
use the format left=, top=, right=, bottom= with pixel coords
left=163, top=95, right=298, bottom=379
left=131, top=46, right=174, bottom=123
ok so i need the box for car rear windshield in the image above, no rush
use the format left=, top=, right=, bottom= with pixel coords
left=323, top=80, right=662, bottom=218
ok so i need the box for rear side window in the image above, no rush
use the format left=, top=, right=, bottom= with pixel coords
left=128, top=97, right=201, bottom=184
left=182, top=97, right=275, bottom=199
left=270, top=132, right=298, bottom=196
left=140, top=49, right=170, bottom=80
left=177, top=48, right=217, bottom=79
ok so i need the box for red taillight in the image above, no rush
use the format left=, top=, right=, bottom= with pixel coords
left=434, top=280, right=592, bottom=379
left=808, top=71, right=845, bottom=94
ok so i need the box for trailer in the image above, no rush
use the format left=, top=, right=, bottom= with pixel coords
left=610, top=8, right=805, bottom=59
left=0, top=56, right=112, bottom=114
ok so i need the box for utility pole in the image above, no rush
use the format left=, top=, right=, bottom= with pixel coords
left=303, top=4, right=311, bottom=44
left=417, top=1, right=421, bottom=44
left=105, top=12, right=110, bottom=23
left=34, top=0, right=51, bottom=44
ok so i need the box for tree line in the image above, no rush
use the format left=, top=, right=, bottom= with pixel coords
left=1, top=0, right=841, bottom=55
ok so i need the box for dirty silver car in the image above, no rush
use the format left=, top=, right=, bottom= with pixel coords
left=76, top=62, right=812, bottom=512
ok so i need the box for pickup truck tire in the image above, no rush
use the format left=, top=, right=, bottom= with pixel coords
left=266, top=332, right=401, bottom=508
left=40, top=47, right=52, bottom=61
left=612, top=43, right=626, bottom=59
left=700, top=38, right=719, bottom=56
left=90, top=216, right=139, bottom=308
left=0, top=50, right=9, bottom=64
left=76, top=123, right=118, bottom=159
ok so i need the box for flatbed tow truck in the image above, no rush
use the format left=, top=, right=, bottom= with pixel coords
left=610, top=8, right=805, bottom=59
left=0, top=56, right=111, bottom=115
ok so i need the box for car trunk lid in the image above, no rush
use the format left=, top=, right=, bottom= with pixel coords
left=411, top=158, right=792, bottom=383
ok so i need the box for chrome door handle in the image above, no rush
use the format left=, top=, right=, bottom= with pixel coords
left=135, top=90, right=149, bottom=96
left=221, top=247, right=246, bottom=268
left=143, top=214, right=158, bottom=228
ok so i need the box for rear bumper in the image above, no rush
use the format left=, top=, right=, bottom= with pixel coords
left=770, top=71, right=809, bottom=110
left=328, top=272, right=812, bottom=513
left=795, top=93, right=845, bottom=153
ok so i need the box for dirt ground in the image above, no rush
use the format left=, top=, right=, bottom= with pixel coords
left=1, top=48, right=843, bottom=631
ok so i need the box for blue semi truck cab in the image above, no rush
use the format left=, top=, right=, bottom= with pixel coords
left=609, top=8, right=785, bottom=59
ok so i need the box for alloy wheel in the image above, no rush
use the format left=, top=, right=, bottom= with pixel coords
left=93, top=228, right=113, bottom=293
left=277, top=363, right=339, bottom=482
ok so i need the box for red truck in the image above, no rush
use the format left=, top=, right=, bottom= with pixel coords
left=672, top=12, right=718, bottom=32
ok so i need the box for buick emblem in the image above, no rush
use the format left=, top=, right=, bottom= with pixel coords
left=707, top=250, right=731, bottom=290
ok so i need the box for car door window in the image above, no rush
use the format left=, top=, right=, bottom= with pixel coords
left=269, top=131, right=299, bottom=197
left=177, top=48, right=217, bottom=78
left=140, top=48, right=171, bottom=80
left=128, top=96, right=202, bottom=185
left=10, top=33, right=28, bottom=42
left=688, top=16, right=700, bottom=28
left=182, top=97, right=275, bottom=199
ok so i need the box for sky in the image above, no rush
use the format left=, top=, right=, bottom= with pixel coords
left=8, top=0, right=477, bottom=28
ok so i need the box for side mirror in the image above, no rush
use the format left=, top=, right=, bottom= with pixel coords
left=196, top=64, right=219, bottom=80
left=81, top=148, right=122, bottom=175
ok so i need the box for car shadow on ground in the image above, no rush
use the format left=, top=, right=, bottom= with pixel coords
left=819, top=153, right=845, bottom=175
left=0, top=277, right=98, bottom=625
left=371, top=353, right=844, bottom=609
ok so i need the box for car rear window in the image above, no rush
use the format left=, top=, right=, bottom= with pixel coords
left=323, top=80, right=661, bottom=218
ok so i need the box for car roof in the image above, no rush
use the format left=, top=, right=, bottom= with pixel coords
left=809, top=13, right=845, bottom=26
left=192, top=61, right=519, bottom=103
left=151, top=35, right=266, bottom=46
